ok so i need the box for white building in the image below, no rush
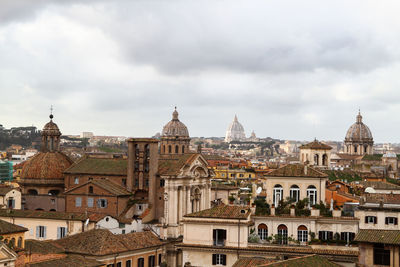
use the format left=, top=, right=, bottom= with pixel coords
left=225, top=115, right=246, bottom=143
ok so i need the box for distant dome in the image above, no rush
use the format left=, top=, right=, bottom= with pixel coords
left=42, top=120, right=61, bottom=137
left=345, top=112, right=373, bottom=142
left=161, top=108, right=189, bottom=137
left=21, top=151, right=73, bottom=179
left=225, top=115, right=246, bottom=142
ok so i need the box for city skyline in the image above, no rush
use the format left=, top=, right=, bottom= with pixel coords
left=1, top=1, right=400, bottom=142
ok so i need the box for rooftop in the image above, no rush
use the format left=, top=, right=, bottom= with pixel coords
left=260, top=255, right=340, bottom=267
left=184, top=204, right=250, bottom=220
left=266, top=164, right=328, bottom=178
left=158, top=153, right=198, bottom=176
left=0, top=209, right=88, bottom=221
left=360, top=181, right=400, bottom=190
left=232, top=257, right=273, bottom=267
left=355, top=229, right=400, bottom=245
left=64, top=157, right=127, bottom=176
left=299, top=140, right=332, bottom=150
left=53, top=229, right=163, bottom=256
left=0, top=218, right=28, bottom=234
left=64, top=178, right=131, bottom=196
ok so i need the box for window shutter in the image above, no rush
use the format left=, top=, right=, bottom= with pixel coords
left=374, top=216, right=377, bottom=224
left=340, top=232, right=344, bottom=241
left=222, top=254, right=227, bottom=266
left=328, top=231, right=333, bottom=240
left=395, top=218, right=398, bottom=225
left=12, top=199, right=15, bottom=208
left=43, top=226, right=47, bottom=239
left=105, top=199, right=108, bottom=208
left=318, top=231, right=322, bottom=240
left=385, top=217, right=388, bottom=225
left=212, top=254, right=216, bottom=265
left=57, top=227, right=61, bottom=239
left=213, top=229, right=216, bottom=239
left=365, top=216, right=368, bottom=223
left=36, top=226, right=40, bottom=239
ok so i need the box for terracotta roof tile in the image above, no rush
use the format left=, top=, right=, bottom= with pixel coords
left=28, top=255, right=102, bottom=267
left=0, top=209, right=88, bottom=221
left=299, top=140, right=332, bottom=150
left=64, top=178, right=131, bottom=196
left=266, top=164, right=327, bottom=178
left=64, top=157, right=127, bottom=176
left=261, top=255, right=340, bottom=267
left=21, top=152, right=73, bottom=179
left=158, top=153, right=198, bottom=176
left=0, top=219, right=28, bottom=234
left=355, top=229, right=400, bottom=245
left=360, top=181, right=400, bottom=190
left=0, top=186, right=17, bottom=196
left=232, top=258, right=273, bottom=267
left=53, top=229, right=163, bottom=256
left=184, top=204, right=250, bottom=219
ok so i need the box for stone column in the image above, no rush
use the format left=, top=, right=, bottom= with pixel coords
left=172, top=187, right=178, bottom=225
left=182, top=186, right=187, bottom=217
left=186, top=186, right=191, bottom=214
left=179, top=187, right=184, bottom=222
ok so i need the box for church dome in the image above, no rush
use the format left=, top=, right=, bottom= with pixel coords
left=21, top=151, right=73, bottom=179
left=225, top=115, right=246, bottom=142
left=345, top=112, right=373, bottom=142
left=42, top=115, right=61, bottom=137
left=161, top=108, right=189, bottom=137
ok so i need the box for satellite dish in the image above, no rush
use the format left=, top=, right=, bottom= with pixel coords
left=256, top=187, right=262, bottom=195
left=365, top=187, right=376, bottom=194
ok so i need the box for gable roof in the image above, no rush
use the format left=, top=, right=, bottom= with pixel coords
left=158, top=153, right=202, bottom=176
left=0, top=186, right=17, bottom=196
left=64, top=157, right=127, bottom=176
left=0, top=209, right=88, bottom=221
left=266, top=164, right=328, bottom=178
left=0, top=219, right=28, bottom=234
left=232, top=258, right=273, bottom=267
left=299, top=140, right=332, bottom=150
left=184, top=204, right=250, bottom=220
left=64, top=178, right=131, bottom=196
left=52, top=229, right=163, bottom=256
left=260, top=255, right=340, bottom=267
left=355, top=229, right=400, bottom=245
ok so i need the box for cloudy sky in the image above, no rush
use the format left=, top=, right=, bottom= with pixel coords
left=1, top=0, right=400, bottom=142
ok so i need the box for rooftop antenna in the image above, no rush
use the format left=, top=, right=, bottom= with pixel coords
left=50, top=105, right=54, bottom=120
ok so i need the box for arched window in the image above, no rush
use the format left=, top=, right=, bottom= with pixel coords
left=89, top=186, right=93, bottom=194
left=307, top=185, right=317, bottom=206
left=175, top=145, right=179, bottom=153
left=48, top=190, right=59, bottom=196
left=257, top=224, right=268, bottom=240
left=273, top=185, right=283, bottom=207
left=162, top=145, right=166, bottom=153
left=354, top=145, right=358, bottom=153
left=364, top=145, right=368, bottom=153
left=182, top=146, right=185, bottom=154
left=297, top=225, right=308, bottom=242
left=168, top=145, right=172, bottom=154
left=277, top=224, right=288, bottom=245
left=28, top=189, right=38, bottom=195
left=290, top=185, right=300, bottom=202
left=314, top=154, right=319, bottom=165
left=17, top=237, right=22, bottom=248
left=322, top=154, right=328, bottom=166
left=10, top=238, right=15, bottom=247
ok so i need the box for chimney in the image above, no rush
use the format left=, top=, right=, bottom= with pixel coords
left=332, top=209, right=341, bottom=218
left=270, top=205, right=275, bottom=216
left=290, top=205, right=295, bottom=217
left=311, top=207, right=320, bottom=217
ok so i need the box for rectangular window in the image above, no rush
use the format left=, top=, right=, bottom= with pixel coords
left=212, top=254, right=226, bottom=266
left=365, top=216, right=377, bottom=224
left=125, top=260, right=131, bottom=267
left=373, top=244, right=390, bottom=265
left=160, top=179, right=165, bottom=187
left=137, top=258, right=144, bottom=267
left=106, top=264, right=114, bottom=267
left=87, top=197, right=94, bottom=208
left=57, top=227, right=67, bottom=239
left=148, top=255, right=155, bottom=267
left=213, top=229, right=227, bottom=246
left=158, top=254, right=162, bottom=266
left=385, top=217, right=398, bottom=225
left=36, top=226, right=47, bottom=239
left=340, top=232, right=355, bottom=243
left=8, top=197, right=15, bottom=209
left=116, top=262, right=121, bottom=267
left=318, top=231, right=333, bottom=241
left=75, top=197, right=82, bottom=207
left=97, top=199, right=108, bottom=208
left=74, top=177, right=79, bottom=184
left=298, top=230, right=308, bottom=242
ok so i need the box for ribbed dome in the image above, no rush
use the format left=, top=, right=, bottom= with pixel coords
left=42, top=120, right=61, bottom=137
left=21, top=151, right=73, bottom=179
left=161, top=108, right=189, bottom=137
left=345, top=112, right=373, bottom=142
left=225, top=115, right=246, bottom=142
